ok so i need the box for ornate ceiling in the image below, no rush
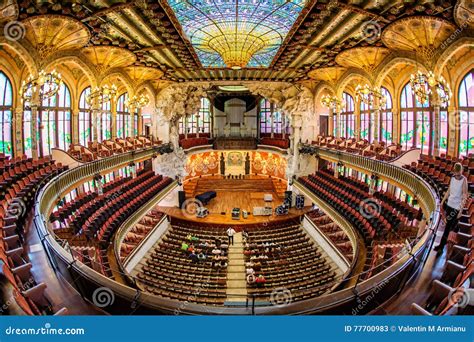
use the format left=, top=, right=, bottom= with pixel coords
left=12, top=0, right=464, bottom=82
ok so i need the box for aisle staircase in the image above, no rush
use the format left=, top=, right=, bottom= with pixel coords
left=225, top=232, right=248, bottom=303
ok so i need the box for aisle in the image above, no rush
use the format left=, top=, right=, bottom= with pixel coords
left=225, top=232, right=248, bottom=302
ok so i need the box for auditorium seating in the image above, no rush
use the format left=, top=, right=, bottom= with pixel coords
left=243, top=219, right=337, bottom=301
left=306, top=209, right=354, bottom=262
left=0, top=155, right=68, bottom=315
left=53, top=170, right=172, bottom=247
left=310, top=135, right=402, bottom=161
left=119, top=210, right=165, bottom=262
left=135, top=220, right=228, bottom=305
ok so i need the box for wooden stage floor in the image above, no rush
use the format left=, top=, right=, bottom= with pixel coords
left=156, top=175, right=310, bottom=225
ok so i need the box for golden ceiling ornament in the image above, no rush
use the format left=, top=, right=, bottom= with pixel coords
left=381, top=16, right=457, bottom=68
left=81, top=46, right=136, bottom=74
left=20, top=69, right=62, bottom=103
left=125, top=93, right=150, bottom=110
left=21, top=15, right=90, bottom=59
left=454, top=0, right=474, bottom=30
left=307, top=67, right=347, bottom=84
left=125, top=66, right=164, bottom=83
left=335, top=47, right=390, bottom=75
left=320, top=95, right=345, bottom=112
left=0, top=0, right=18, bottom=26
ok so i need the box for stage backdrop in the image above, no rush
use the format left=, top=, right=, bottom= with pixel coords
left=184, top=150, right=287, bottom=179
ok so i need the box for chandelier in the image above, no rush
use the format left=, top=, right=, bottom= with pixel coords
left=321, top=95, right=345, bottom=112
left=86, top=84, right=117, bottom=106
left=20, top=70, right=62, bottom=102
left=208, top=32, right=266, bottom=69
left=125, top=94, right=150, bottom=109
left=355, top=84, right=387, bottom=108
left=410, top=71, right=452, bottom=106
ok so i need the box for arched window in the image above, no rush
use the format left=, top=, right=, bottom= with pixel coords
left=79, top=87, right=91, bottom=146
left=39, top=83, right=71, bottom=156
left=459, top=69, right=474, bottom=157
left=179, top=97, right=212, bottom=136
left=116, top=93, right=130, bottom=138
left=360, top=101, right=372, bottom=141
left=400, top=82, right=431, bottom=153
left=23, top=108, right=32, bottom=157
left=259, top=98, right=287, bottom=137
left=0, top=72, right=13, bottom=157
left=341, top=92, right=354, bottom=138
left=380, top=87, right=393, bottom=144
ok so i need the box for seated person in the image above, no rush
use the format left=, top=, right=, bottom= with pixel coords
left=255, top=274, right=266, bottom=287
left=219, top=260, right=228, bottom=268
left=197, top=252, right=207, bottom=261
left=242, top=229, right=249, bottom=241
left=187, top=244, right=195, bottom=253
left=181, top=242, right=189, bottom=252
left=246, top=267, right=255, bottom=275
left=189, top=251, right=198, bottom=263
left=212, top=248, right=221, bottom=255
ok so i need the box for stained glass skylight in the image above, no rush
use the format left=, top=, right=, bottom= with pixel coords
left=168, top=0, right=306, bottom=69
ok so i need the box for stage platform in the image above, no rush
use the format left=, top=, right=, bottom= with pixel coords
left=156, top=175, right=310, bottom=225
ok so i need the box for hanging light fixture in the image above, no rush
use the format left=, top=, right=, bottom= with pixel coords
left=20, top=69, right=62, bottom=102
left=409, top=70, right=452, bottom=106
left=355, top=84, right=386, bottom=108
left=321, top=95, right=345, bottom=112
left=86, top=84, right=118, bottom=106
left=125, top=93, right=150, bottom=110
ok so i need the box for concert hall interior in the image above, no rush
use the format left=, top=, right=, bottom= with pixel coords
left=0, top=0, right=472, bottom=316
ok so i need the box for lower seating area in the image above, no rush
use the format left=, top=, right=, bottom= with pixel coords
left=307, top=209, right=354, bottom=262
left=243, top=219, right=337, bottom=302
left=134, top=219, right=228, bottom=305
left=0, top=155, right=68, bottom=315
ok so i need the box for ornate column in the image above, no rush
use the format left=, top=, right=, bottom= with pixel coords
left=128, top=105, right=136, bottom=138
left=335, top=108, right=341, bottom=138
left=72, top=110, right=80, bottom=144
left=286, top=113, right=302, bottom=185
left=354, top=98, right=361, bottom=141
left=29, top=92, right=40, bottom=159
left=111, top=97, right=117, bottom=139
left=447, top=105, right=457, bottom=157
left=90, top=98, right=100, bottom=143
left=137, top=109, right=143, bottom=136
left=431, top=92, right=441, bottom=157
left=14, top=107, right=23, bottom=157
left=373, top=97, right=381, bottom=142
left=328, top=108, right=334, bottom=136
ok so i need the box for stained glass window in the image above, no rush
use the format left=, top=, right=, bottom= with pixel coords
left=0, top=72, right=12, bottom=157
left=400, top=82, right=431, bottom=153
left=79, top=87, right=91, bottom=146
left=260, top=99, right=272, bottom=134
left=380, top=87, right=393, bottom=144
left=440, top=109, right=448, bottom=154
left=23, top=108, right=32, bottom=158
left=39, top=83, right=71, bottom=156
left=117, top=93, right=129, bottom=138
left=178, top=98, right=211, bottom=135
left=459, top=69, right=474, bottom=157
left=168, top=0, right=305, bottom=68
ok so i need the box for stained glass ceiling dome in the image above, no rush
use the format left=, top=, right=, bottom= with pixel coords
left=168, top=0, right=306, bottom=69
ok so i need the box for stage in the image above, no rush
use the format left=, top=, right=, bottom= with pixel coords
left=156, top=175, right=311, bottom=225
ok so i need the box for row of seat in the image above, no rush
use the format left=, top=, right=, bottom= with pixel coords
left=0, top=155, right=68, bottom=315
left=243, top=221, right=337, bottom=302
left=306, top=209, right=354, bottom=262
left=311, top=136, right=403, bottom=161
left=179, top=137, right=211, bottom=149
left=260, top=137, right=289, bottom=149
